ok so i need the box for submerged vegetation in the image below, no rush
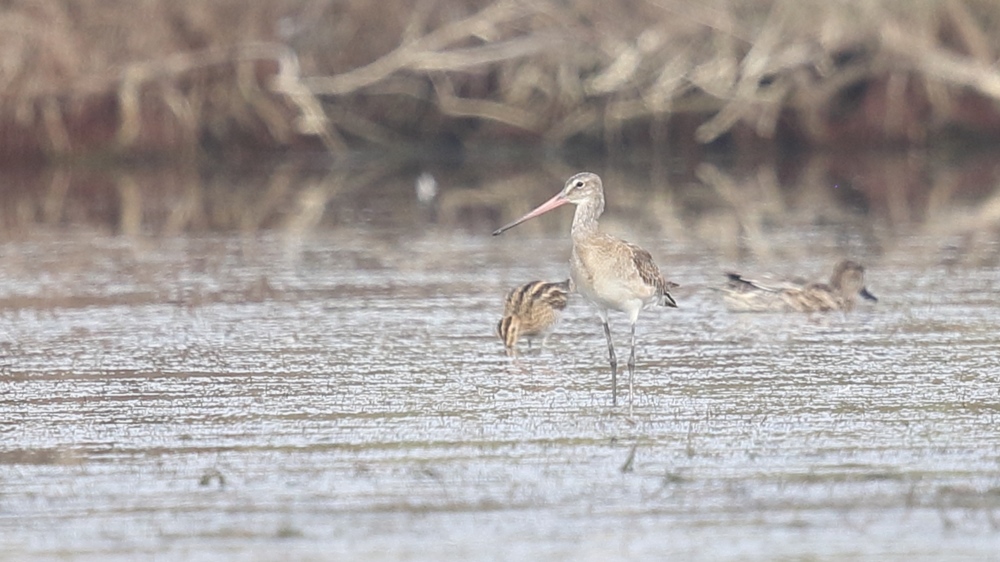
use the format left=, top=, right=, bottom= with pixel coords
left=5, top=0, right=1000, bottom=162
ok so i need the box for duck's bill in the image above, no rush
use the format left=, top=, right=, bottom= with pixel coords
left=492, top=193, right=568, bottom=236
left=860, top=287, right=878, bottom=302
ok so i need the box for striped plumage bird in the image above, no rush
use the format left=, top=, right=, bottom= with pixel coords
left=496, top=279, right=572, bottom=356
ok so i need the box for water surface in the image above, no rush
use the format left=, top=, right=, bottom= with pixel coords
left=2, top=155, right=999, bottom=560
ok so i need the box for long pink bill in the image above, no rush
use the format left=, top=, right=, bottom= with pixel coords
left=492, top=192, right=569, bottom=236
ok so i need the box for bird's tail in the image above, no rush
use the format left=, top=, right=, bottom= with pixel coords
left=659, top=280, right=679, bottom=308
left=496, top=315, right=520, bottom=354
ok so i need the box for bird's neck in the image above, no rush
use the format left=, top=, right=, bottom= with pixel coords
left=830, top=274, right=851, bottom=297
left=571, top=195, right=604, bottom=240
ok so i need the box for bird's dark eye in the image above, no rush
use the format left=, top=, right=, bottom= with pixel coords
left=575, top=181, right=584, bottom=188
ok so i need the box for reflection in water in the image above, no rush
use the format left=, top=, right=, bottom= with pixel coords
left=1, top=149, right=998, bottom=268
left=2, top=151, right=1000, bottom=560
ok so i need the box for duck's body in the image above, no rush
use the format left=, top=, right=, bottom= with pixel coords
left=722, top=260, right=877, bottom=313
left=494, top=172, right=678, bottom=411
left=497, top=279, right=571, bottom=356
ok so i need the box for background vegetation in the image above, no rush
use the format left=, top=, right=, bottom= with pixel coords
left=4, top=0, right=1000, bottom=162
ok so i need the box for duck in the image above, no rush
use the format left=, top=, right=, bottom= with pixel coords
left=721, top=259, right=877, bottom=312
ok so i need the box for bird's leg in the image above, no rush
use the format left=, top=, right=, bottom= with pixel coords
left=628, top=322, right=637, bottom=415
left=602, top=320, right=617, bottom=406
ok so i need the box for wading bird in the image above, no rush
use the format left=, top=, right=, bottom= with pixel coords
left=496, top=279, right=571, bottom=356
left=721, top=259, right=878, bottom=312
left=493, top=172, right=678, bottom=412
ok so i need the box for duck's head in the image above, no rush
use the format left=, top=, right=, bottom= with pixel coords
left=832, top=260, right=878, bottom=302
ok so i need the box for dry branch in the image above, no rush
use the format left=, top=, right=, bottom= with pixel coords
left=302, top=0, right=541, bottom=95
left=880, top=22, right=1000, bottom=101
left=6, top=0, right=1000, bottom=160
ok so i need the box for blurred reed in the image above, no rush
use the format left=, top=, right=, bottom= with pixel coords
left=5, top=0, right=1000, bottom=161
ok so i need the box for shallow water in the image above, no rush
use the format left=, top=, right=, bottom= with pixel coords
left=2, top=155, right=1000, bottom=560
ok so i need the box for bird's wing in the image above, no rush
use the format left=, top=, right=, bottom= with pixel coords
left=724, top=272, right=800, bottom=293
left=625, top=242, right=678, bottom=306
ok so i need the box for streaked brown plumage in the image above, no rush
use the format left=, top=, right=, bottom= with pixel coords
left=493, top=172, right=678, bottom=412
left=496, top=280, right=571, bottom=356
left=722, top=259, right=878, bottom=312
